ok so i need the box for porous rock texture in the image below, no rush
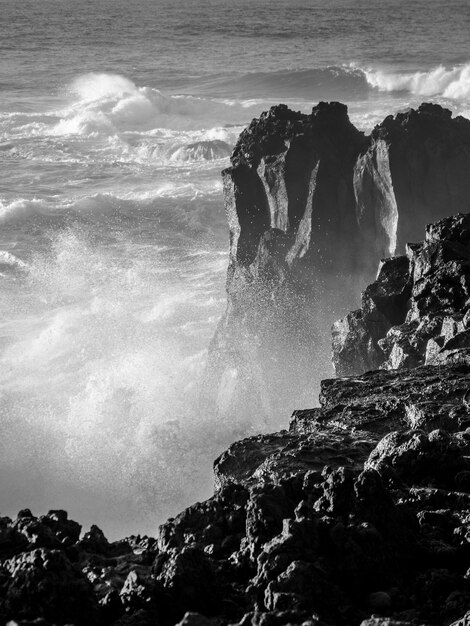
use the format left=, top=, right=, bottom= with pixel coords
left=333, top=212, right=470, bottom=376
left=203, top=102, right=470, bottom=425
left=3, top=213, right=470, bottom=626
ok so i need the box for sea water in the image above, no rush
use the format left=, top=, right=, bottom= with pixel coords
left=1, top=0, right=470, bottom=537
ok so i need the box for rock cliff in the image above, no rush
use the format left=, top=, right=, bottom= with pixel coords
left=204, top=103, right=470, bottom=425
left=2, top=213, right=470, bottom=626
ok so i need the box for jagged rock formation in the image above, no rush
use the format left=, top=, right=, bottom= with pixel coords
left=3, top=213, right=470, bottom=626
left=333, top=212, right=470, bottom=376
left=204, top=103, right=470, bottom=425
left=0, top=510, right=158, bottom=626
left=355, top=104, right=470, bottom=260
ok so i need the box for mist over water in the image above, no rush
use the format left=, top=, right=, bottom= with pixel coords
left=1, top=0, right=470, bottom=538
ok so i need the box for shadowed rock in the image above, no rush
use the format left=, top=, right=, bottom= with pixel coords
left=333, top=212, right=470, bottom=376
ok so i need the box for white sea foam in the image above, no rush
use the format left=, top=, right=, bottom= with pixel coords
left=0, top=198, right=50, bottom=223
left=0, top=251, right=28, bottom=270
left=134, top=134, right=234, bottom=165
left=0, top=185, right=227, bottom=243
left=364, top=63, right=470, bottom=100
left=47, top=72, right=259, bottom=137
left=69, top=73, right=138, bottom=102
left=0, top=225, right=238, bottom=536
left=0, top=76, right=243, bottom=174
left=73, top=183, right=224, bottom=207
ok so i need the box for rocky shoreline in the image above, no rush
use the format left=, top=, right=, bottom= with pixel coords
left=2, top=214, right=470, bottom=626
left=2, top=105, right=470, bottom=626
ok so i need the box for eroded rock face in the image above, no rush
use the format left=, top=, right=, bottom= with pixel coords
left=204, top=102, right=368, bottom=424
left=224, top=102, right=365, bottom=273
left=205, top=102, right=470, bottom=425
left=333, top=212, right=470, bottom=376
left=355, top=103, right=470, bottom=260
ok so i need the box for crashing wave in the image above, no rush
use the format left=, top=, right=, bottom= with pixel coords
left=364, top=62, right=470, bottom=100
left=49, top=73, right=263, bottom=136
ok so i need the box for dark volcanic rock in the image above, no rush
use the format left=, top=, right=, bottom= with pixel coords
left=204, top=102, right=368, bottom=424
left=354, top=104, right=470, bottom=259
left=156, top=213, right=470, bottom=626
left=0, top=548, right=99, bottom=625
left=225, top=102, right=365, bottom=272
left=333, top=212, right=470, bottom=376
left=204, top=102, right=470, bottom=426
left=7, top=346, right=466, bottom=620
left=0, top=512, right=160, bottom=626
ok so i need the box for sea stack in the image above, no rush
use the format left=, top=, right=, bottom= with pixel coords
left=204, top=102, right=470, bottom=425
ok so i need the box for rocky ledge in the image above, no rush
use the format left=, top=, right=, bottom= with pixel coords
left=2, top=214, right=470, bottom=626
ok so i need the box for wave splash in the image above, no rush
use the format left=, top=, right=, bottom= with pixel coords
left=0, top=218, right=249, bottom=537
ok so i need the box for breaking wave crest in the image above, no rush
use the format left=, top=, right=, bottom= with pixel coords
left=0, top=73, right=245, bottom=171
left=199, top=66, right=370, bottom=99
left=196, top=63, right=470, bottom=104
left=364, top=62, right=470, bottom=100
left=4, top=67, right=468, bottom=165
left=0, top=198, right=51, bottom=223
left=52, top=72, right=261, bottom=135
left=203, top=62, right=470, bottom=104
left=167, top=139, right=231, bottom=162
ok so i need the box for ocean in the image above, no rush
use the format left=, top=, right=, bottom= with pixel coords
left=1, top=0, right=470, bottom=538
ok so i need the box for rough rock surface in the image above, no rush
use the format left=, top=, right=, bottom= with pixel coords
left=203, top=103, right=470, bottom=425
left=333, top=212, right=470, bottom=376
left=3, top=214, right=470, bottom=626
